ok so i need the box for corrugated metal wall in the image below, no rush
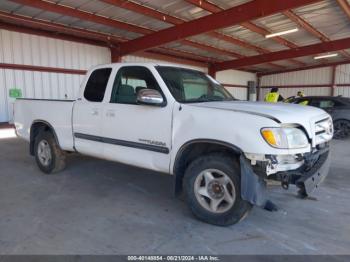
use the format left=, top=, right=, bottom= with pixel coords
left=259, top=85, right=331, bottom=101
left=216, top=69, right=256, bottom=100
left=260, top=65, right=350, bottom=100
left=223, top=87, right=248, bottom=100
left=0, top=29, right=111, bottom=122
left=0, top=70, right=86, bottom=122
left=261, top=67, right=332, bottom=86
left=0, top=30, right=258, bottom=122
left=335, top=64, right=350, bottom=97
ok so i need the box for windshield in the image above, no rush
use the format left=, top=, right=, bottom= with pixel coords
left=156, top=66, right=235, bottom=103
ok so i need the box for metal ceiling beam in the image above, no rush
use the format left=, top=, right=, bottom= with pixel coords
left=215, top=37, right=350, bottom=71
left=100, top=0, right=183, bottom=25
left=185, top=0, right=305, bottom=66
left=184, top=0, right=299, bottom=48
left=100, top=0, right=286, bottom=69
left=117, top=0, right=321, bottom=55
left=101, top=0, right=255, bottom=54
left=206, top=31, right=266, bottom=54
left=0, top=12, right=210, bottom=67
left=153, top=46, right=221, bottom=64
left=0, top=22, right=108, bottom=47
left=101, top=0, right=289, bottom=70
left=135, top=50, right=210, bottom=68
left=283, top=10, right=350, bottom=59
left=184, top=0, right=222, bottom=13
left=11, top=0, right=152, bottom=35
left=206, top=32, right=286, bottom=69
left=180, top=0, right=284, bottom=58
left=257, top=59, right=350, bottom=76
left=240, top=21, right=300, bottom=50
left=178, top=40, right=243, bottom=58
left=184, top=0, right=306, bottom=67
left=336, top=0, right=350, bottom=19
left=0, top=10, right=123, bottom=45
left=283, top=10, right=328, bottom=41
left=11, top=0, right=242, bottom=60
left=334, top=0, right=350, bottom=58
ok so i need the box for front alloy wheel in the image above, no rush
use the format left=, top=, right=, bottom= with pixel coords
left=184, top=153, right=252, bottom=226
left=194, top=169, right=236, bottom=213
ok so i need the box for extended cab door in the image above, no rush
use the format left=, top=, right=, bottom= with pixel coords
left=101, top=66, right=173, bottom=173
left=72, top=67, right=112, bottom=158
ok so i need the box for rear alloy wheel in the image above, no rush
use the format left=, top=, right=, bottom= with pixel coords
left=34, top=131, right=66, bottom=174
left=37, top=140, right=52, bottom=167
left=333, top=120, right=350, bottom=139
left=184, top=153, right=252, bottom=226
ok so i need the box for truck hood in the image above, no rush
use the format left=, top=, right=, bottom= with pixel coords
left=190, top=100, right=329, bottom=125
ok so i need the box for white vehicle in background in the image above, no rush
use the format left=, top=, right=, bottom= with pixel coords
left=14, top=63, right=333, bottom=226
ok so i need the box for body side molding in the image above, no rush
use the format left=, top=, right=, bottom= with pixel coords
left=74, top=133, right=170, bottom=154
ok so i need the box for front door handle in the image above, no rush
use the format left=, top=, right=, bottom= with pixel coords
left=91, top=109, right=99, bottom=116
left=106, top=110, right=116, bottom=117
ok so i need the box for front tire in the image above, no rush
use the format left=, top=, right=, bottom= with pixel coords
left=34, top=131, right=66, bottom=174
left=184, top=153, right=252, bottom=226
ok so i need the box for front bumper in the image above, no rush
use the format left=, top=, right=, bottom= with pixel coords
left=274, top=145, right=330, bottom=197
left=240, top=145, right=330, bottom=207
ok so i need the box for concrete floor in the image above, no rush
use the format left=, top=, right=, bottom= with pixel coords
left=0, top=130, right=350, bottom=255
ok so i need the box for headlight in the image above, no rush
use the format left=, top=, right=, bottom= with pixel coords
left=261, top=127, right=309, bottom=149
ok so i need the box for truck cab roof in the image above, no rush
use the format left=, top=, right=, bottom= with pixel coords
left=88, top=62, right=202, bottom=72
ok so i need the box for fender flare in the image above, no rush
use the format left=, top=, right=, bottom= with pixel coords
left=173, top=139, right=243, bottom=195
left=29, top=120, right=60, bottom=155
left=174, top=138, right=244, bottom=171
left=173, top=139, right=268, bottom=207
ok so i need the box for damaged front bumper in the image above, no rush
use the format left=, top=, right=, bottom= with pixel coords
left=274, top=145, right=330, bottom=197
left=240, top=144, right=330, bottom=208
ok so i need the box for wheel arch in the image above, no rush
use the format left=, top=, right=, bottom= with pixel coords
left=30, top=120, right=60, bottom=155
left=173, top=139, right=243, bottom=196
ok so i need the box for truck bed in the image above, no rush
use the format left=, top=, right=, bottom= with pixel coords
left=14, top=98, right=75, bottom=151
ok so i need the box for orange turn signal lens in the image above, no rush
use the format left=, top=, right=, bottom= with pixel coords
left=261, top=130, right=277, bottom=146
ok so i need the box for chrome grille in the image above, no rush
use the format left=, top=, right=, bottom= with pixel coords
left=314, top=117, right=333, bottom=145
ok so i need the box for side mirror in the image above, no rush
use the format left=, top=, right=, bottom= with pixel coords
left=137, top=89, right=164, bottom=106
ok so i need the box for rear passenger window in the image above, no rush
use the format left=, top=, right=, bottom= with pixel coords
left=84, top=68, right=112, bottom=102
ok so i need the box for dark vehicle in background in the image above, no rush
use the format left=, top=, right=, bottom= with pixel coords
left=288, top=96, right=350, bottom=139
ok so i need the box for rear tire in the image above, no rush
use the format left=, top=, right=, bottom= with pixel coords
left=184, top=153, right=252, bottom=226
left=34, top=131, right=66, bottom=174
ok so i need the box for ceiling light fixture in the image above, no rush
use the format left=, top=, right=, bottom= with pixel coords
left=265, top=28, right=299, bottom=38
left=314, top=53, right=339, bottom=60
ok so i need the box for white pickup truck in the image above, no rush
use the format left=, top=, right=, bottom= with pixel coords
left=14, top=63, right=333, bottom=226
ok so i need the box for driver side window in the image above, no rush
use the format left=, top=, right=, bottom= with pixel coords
left=110, top=66, right=162, bottom=104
